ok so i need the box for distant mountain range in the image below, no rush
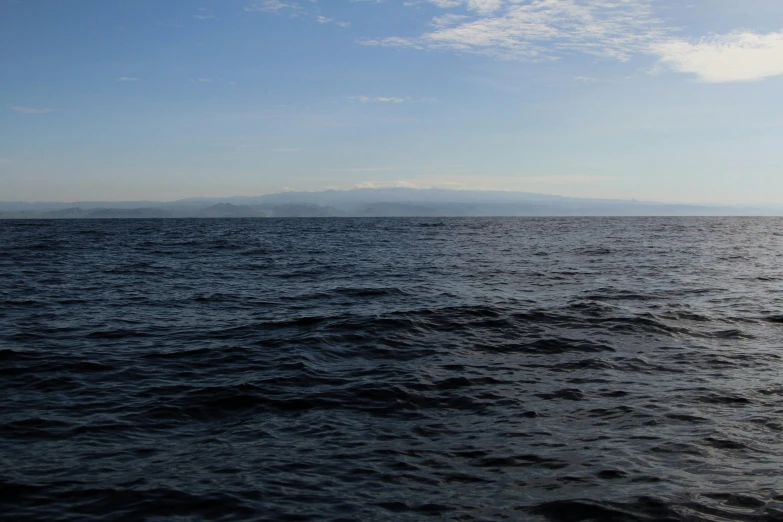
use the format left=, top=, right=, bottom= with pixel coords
left=1, top=188, right=780, bottom=218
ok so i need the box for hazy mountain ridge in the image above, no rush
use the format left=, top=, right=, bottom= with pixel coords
left=0, top=188, right=780, bottom=218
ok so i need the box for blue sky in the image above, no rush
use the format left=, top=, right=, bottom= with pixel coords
left=2, top=0, right=783, bottom=204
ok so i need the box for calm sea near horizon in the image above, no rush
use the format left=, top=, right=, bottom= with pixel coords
left=2, top=216, right=783, bottom=521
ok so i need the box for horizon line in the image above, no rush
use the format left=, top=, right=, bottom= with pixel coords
left=0, top=187, right=780, bottom=208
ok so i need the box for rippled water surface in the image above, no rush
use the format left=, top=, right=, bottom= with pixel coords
left=2, top=217, right=783, bottom=521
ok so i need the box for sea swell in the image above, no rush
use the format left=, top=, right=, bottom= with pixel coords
left=1, top=217, right=782, bottom=520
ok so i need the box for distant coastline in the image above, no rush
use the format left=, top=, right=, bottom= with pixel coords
left=1, top=188, right=780, bottom=218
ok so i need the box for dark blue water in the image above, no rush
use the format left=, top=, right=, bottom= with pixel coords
left=2, top=217, right=783, bottom=521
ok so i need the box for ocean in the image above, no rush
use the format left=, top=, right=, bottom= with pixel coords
left=1, top=217, right=782, bottom=521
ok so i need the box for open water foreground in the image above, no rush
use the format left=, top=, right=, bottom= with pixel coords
left=1, top=217, right=783, bottom=521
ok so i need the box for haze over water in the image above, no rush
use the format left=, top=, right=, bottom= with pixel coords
left=2, top=217, right=783, bottom=520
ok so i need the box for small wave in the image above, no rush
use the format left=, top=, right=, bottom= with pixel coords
left=533, top=491, right=778, bottom=521
left=0, top=348, right=22, bottom=360
left=86, top=329, right=152, bottom=339
left=330, top=286, right=409, bottom=298
left=535, top=388, right=585, bottom=401
left=0, top=482, right=264, bottom=521
left=471, top=453, right=568, bottom=470
left=709, top=329, right=753, bottom=339
left=480, top=338, right=615, bottom=355
left=698, top=394, right=752, bottom=406
left=529, top=497, right=676, bottom=521
left=1, top=418, right=72, bottom=440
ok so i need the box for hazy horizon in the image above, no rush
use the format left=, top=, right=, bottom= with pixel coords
left=3, top=1, right=783, bottom=204
left=1, top=186, right=780, bottom=208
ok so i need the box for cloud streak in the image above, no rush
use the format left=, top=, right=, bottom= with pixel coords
left=347, top=95, right=435, bottom=103
left=349, top=96, right=409, bottom=103
left=318, top=15, right=350, bottom=27
left=246, top=1, right=350, bottom=26
left=245, top=0, right=302, bottom=14
left=350, top=173, right=619, bottom=191
left=366, top=0, right=666, bottom=61
left=11, top=106, right=53, bottom=114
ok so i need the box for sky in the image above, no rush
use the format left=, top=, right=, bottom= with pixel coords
left=2, top=0, right=783, bottom=204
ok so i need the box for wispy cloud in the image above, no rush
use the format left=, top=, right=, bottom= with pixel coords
left=246, top=1, right=349, bottom=26
left=194, top=8, right=216, bottom=20
left=365, top=0, right=666, bottom=61
left=352, top=173, right=619, bottom=191
left=349, top=96, right=409, bottom=103
left=11, top=106, right=53, bottom=114
left=652, top=32, right=783, bottom=83
left=348, top=96, right=435, bottom=103
left=268, top=168, right=620, bottom=194
left=514, top=174, right=621, bottom=185
left=431, top=13, right=470, bottom=30
left=117, top=77, right=140, bottom=82
left=427, top=0, right=504, bottom=16
left=364, top=0, right=783, bottom=83
left=245, top=0, right=302, bottom=14
left=317, top=15, right=350, bottom=27
left=0, top=157, right=12, bottom=164
left=352, top=180, right=420, bottom=189
left=268, top=148, right=302, bottom=152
